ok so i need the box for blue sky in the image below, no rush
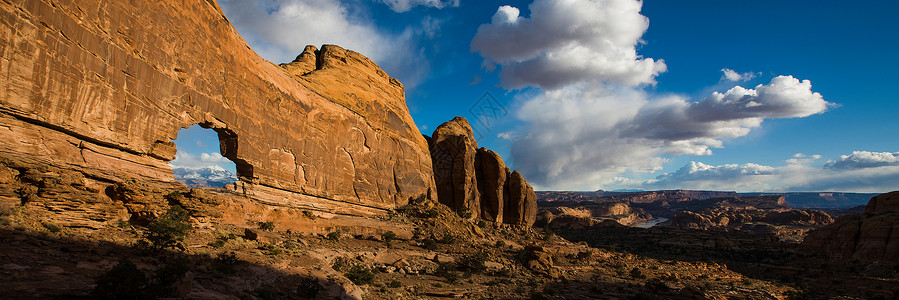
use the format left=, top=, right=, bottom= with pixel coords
left=170, top=0, right=899, bottom=193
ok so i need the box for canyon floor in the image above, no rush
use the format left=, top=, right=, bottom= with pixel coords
left=2, top=184, right=896, bottom=299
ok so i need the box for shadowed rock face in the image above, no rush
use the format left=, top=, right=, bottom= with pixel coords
left=427, top=117, right=537, bottom=226
left=800, top=191, right=899, bottom=262
left=476, top=148, right=508, bottom=223
left=429, top=117, right=480, bottom=217
left=0, top=0, right=434, bottom=216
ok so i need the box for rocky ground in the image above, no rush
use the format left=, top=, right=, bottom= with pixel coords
left=0, top=183, right=812, bottom=299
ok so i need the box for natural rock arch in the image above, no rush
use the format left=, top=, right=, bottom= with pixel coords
left=0, top=0, right=436, bottom=216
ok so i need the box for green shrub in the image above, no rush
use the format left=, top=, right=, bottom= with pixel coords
left=425, top=209, right=439, bottom=218
left=382, top=231, right=397, bottom=246
left=145, top=205, right=191, bottom=250
left=387, top=279, right=402, bottom=288
left=420, top=238, right=439, bottom=250
left=458, top=251, right=489, bottom=274
left=262, top=244, right=282, bottom=256
left=575, top=250, right=593, bottom=261
left=456, top=207, right=472, bottom=219
left=630, top=267, right=646, bottom=279
left=209, top=233, right=237, bottom=248
left=92, top=259, right=148, bottom=299
left=214, top=252, right=239, bottom=274
left=258, top=221, right=275, bottom=231
left=92, top=257, right=190, bottom=299
left=345, top=265, right=377, bottom=285
left=434, top=262, right=459, bottom=283
left=326, top=231, right=341, bottom=241
left=439, top=234, right=456, bottom=244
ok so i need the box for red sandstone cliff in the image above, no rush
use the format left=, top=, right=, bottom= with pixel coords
left=0, top=0, right=435, bottom=217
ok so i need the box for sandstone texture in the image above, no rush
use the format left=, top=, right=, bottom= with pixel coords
left=801, top=191, right=899, bottom=262
left=0, top=0, right=435, bottom=218
left=427, top=117, right=537, bottom=226
left=428, top=117, right=480, bottom=217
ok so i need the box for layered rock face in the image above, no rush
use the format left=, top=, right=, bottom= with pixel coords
left=428, top=117, right=537, bottom=226
left=0, top=0, right=435, bottom=217
left=800, top=191, right=899, bottom=262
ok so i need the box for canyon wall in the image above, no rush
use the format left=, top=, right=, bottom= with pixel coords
left=0, top=0, right=435, bottom=217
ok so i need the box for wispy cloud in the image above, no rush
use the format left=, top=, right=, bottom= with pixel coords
left=373, top=0, right=458, bottom=13
left=640, top=151, right=899, bottom=193
left=721, top=68, right=758, bottom=82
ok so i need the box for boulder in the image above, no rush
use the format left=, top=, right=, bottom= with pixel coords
left=429, top=117, right=480, bottom=217
left=476, top=148, right=508, bottom=223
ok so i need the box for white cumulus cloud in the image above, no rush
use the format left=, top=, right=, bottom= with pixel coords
left=511, top=76, right=830, bottom=189
left=470, top=0, right=666, bottom=89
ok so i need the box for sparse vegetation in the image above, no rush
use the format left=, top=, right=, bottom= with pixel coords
left=261, top=244, right=282, bottom=256
left=214, top=252, right=240, bottom=274
left=209, top=233, right=237, bottom=248
left=456, top=207, right=472, bottom=219
left=439, top=234, right=456, bottom=244
left=326, top=230, right=341, bottom=241
left=92, top=256, right=190, bottom=299
left=458, top=251, right=489, bottom=274
left=381, top=231, right=397, bottom=247
left=258, top=221, right=275, bottom=231
left=434, top=262, right=460, bottom=283
left=387, top=279, right=402, bottom=288
left=143, top=205, right=191, bottom=250
left=344, top=265, right=377, bottom=285
left=420, top=238, right=439, bottom=250
left=630, top=267, right=646, bottom=279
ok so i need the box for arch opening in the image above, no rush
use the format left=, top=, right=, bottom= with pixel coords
left=168, top=124, right=249, bottom=188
